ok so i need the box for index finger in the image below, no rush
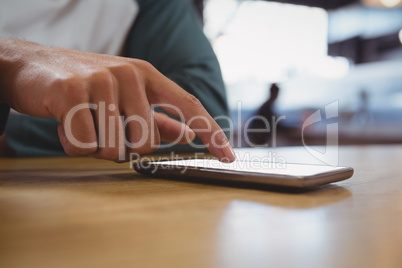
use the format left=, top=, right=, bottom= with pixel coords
left=141, top=65, right=236, bottom=162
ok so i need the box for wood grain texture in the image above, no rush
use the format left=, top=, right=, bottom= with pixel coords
left=1, top=146, right=402, bottom=268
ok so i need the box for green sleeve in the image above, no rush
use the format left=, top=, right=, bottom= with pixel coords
left=0, top=103, right=10, bottom=135
left=6, top=0, right=229, bottom=156
left=126, top=0, right=228, bottom=119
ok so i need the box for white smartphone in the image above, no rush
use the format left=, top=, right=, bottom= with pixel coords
left=134, top=159, right=354, bottom=189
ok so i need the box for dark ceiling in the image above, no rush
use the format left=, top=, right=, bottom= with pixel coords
left=194, top=0, right=360, bottom=13
left=193, top=0, right=360, bottom=20
left=264, top=0, right=359, bottom=10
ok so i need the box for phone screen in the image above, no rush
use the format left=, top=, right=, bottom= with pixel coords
left=134, top=158, right=354, bottom=188
left=138, top=159, right=349, bottom=177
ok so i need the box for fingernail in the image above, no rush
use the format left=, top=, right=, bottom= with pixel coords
left=221, top=144, right=236, bottom=163
left=214, top=132, right=236, bottom=162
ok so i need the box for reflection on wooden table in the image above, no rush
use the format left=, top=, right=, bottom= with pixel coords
left=1, top=145, right=401, bottom=268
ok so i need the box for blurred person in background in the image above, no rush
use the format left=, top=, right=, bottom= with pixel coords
left=247, top=83, right=280, bottom=146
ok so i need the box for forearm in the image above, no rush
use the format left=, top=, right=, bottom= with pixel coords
left=0, top=38, right=21, bottom=134
left=0, top=38, right=17, bottom=104
left=0, top=38, right=42, bottom=106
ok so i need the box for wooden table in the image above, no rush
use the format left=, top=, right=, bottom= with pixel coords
left=1, top=146, right=402, bottom=268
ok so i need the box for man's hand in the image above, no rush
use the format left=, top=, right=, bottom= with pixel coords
left=0, top=39, right=235, bottom=162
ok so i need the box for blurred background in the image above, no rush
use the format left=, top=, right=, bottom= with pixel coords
left=197, top=0, right=402, bottom=147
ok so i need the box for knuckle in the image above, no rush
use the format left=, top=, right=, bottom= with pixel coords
left=87, top=70, right=117, bottom=100
left=55, top=77, right=88, bottom=103
left=42, top=91, right=56, bottom=114
left=91, top=69, right=115, bottom=88
left=183, top=93, right=202, bottom=107
left=132, top=60, right=157, bottom=80
left=155, top=113, right=169, bottom=130
left=112, top=62, right=136, bottom=75
left=45, top=77, right=88, bottom=117
left=111, top=62, right=146, bottom=96
left=116, top=63, right=142, bottom=84
left=134, top=59, right=154, bottom=72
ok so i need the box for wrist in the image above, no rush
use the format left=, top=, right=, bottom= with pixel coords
left=0, top=38, right=36, bottom=105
